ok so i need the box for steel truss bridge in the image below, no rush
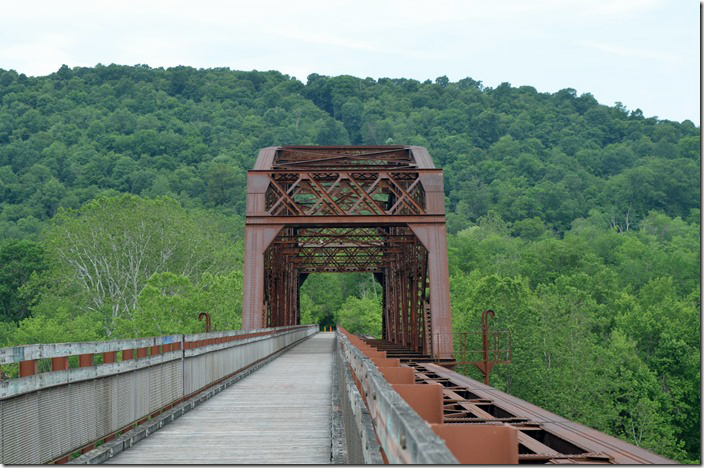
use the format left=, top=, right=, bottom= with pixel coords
left=0, top=146, right=673, bottom=464
left=243, top=146, right=453, bottom=360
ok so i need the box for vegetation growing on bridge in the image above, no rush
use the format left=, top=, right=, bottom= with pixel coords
left=0, top=65, right=698, bottom=462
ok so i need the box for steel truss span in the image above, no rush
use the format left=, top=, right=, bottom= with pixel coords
left=243, top=146, right=453, bottom=359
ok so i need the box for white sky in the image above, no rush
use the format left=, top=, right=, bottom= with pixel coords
left=0, top=0, right=699, bottom=124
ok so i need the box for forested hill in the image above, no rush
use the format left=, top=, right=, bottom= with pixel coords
left=0, top=64, right=699, bottom=237
left=0, top=65, right=699, bottom=463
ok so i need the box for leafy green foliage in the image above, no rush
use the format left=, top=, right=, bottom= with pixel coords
left=299, top=273, right=381, bottom=329
left=0, top=239, right=46, bottom=321
left=0, top=66, right=698, bottom=238
left=19, top=194, right=243, bottom=337
left=449, top=212, right=699, bottom=462
left=112, top=270, right=243, bottom=338
left=0, top=65, right=698, bottom=462
left=335, top=292, right=382, bottom=337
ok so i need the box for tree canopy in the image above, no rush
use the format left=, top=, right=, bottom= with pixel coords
left=0, top=65, right=698, bottom=238
left=0, top=65, right=698, bottom=462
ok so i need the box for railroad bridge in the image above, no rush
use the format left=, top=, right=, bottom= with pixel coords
left=0, top=147, right=672, bottom=464
left=242, top=146, right=453, bottom=360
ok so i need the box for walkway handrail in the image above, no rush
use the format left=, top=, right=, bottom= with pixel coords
left=0, top=324, right=317, bottom=464
left=336, top=328, right=458, bottom=464
left=0, top=335, right=181, bottom=366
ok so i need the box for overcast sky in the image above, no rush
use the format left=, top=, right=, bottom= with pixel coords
left=0, top=0, right=699, bottom=123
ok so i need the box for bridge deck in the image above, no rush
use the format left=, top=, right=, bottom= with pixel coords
left=107, top=332, right=335, bottom=464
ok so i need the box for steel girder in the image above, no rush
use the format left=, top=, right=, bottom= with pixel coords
left=242, top=146, right=453, bottom=359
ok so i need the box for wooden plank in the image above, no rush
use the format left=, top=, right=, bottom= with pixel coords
left=107, top=333, right=335, bottom=464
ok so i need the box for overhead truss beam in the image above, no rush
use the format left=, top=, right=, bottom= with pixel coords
left=242, top=146, right=453, bottom=359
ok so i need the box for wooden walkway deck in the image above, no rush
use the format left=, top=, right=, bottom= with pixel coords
left=107, top=332, right=335, bottom=464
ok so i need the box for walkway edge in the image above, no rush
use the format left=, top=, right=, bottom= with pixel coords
left=68, top=332, right=317, bottom=465
left=329, top=333, right=346, bottom=464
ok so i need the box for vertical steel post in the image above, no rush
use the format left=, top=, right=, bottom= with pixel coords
left=19, top=359, right=37, bottom=377
left=409, top=223, right=453, bottom=360
left=79, top=354, right=93, bottom=368
left=481, top=309, right=496, bottom=385
left=52, top=356, right=69, bottom=371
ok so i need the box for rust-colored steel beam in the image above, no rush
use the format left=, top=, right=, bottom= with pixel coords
left=357, top=335, right=675, bottom=465
left=433, top=311, right=512, bottom=383
left=242, top=146, right=453, bottom=359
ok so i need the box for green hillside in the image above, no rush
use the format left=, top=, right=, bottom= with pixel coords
left=0, top=65, right=699, bottom=462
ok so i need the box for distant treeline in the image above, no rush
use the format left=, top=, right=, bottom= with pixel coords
left=0, top=65, right=699, bottom=462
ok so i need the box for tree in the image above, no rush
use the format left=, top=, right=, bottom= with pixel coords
left=316, top=118, right=350, bottom=145
left=339, top=98, right=364, bottom=143
left=205, top=163, right=244, bottom=207
left=0, top=239, right=47, bottom=322
left=41, top=195, right=242, bottom=335
left=12, top=306, right=103, bottom=346
left=113, top=272, right=201, bottom=338
left=0, top=65, right=699, bottom=461
left=511, top=217, right=547, bottom=240
left=335, top=292, right=382, bottom=337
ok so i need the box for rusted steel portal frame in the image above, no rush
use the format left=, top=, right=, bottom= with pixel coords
left=263, top=226, right=431, bottom=352
left=243, top=146, right=454, bottom=359
left=434, top=310, right=512, bottom=385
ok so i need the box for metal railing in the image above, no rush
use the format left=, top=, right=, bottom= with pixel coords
left=0, top=325, right=317, bottom=464
left=335, top=328, right=458, bottom=464
left=433, top=330, right=512, bottom=365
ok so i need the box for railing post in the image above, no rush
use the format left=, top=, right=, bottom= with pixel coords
left=79, top=354, right=94, bottom=368
left=19, top=359, right=37, bottom=377
left=52, top=356, right=69, bottom=371
left=103, top=351, right=117, bottom=363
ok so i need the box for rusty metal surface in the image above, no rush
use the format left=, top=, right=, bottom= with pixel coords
left=435, top=309, right=512, bottom=384
left=354, top=333, right=521, bottom=464
left=419, top=362, right=675, bottom=464
left=264, top=146, right=426, bottom=169
left=197, top=313, right=211, bottom=332
left=241, top=224, right=283, bottom=329
left=242, top=146, right=454, bottom=360
left=245, top=214, right=447, bottom=224
left=408, top=223, right=453, bottom=358
left=336, top=328, right=458, bottom=464
left=355, top=336, right=675, bottom=464
left=431, top=424, right=519, bottom=464
left=256, top=169, right=434, bottom=217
